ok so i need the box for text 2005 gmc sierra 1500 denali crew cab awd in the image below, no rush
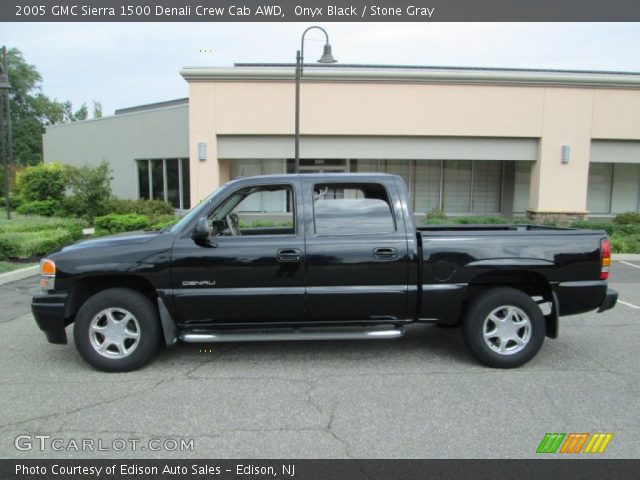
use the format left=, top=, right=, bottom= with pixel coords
left=32, top=174, right=618, bottom=371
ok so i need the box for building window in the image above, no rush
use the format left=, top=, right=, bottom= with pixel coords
left=181, top=158, right=190, bottom=210
left=384, top=160, right=412, bottom=202
left=166, top=159, right=180, bottom=208
left=513, top=162, right=532, bottom=214
left=611, top=164, right=640, bottom=213
left=136, top=158, right=190, bottom=209
left=353, top=159, right=508, bottom=215
left=151, top=159, right=164, bottom=201
left=414, top=160, right=441, bottom=213
left=229, top=158, right=516, bottom=215
left=138, top=160, right=149, bottom=199
left=587, top=163, right=640, bottom=215
left=472, top=161, right=502, bottom=213
left=443, top=160, right=472, bottom=213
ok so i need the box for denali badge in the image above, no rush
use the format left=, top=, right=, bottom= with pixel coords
left=182, top=280, right=216, bottom=287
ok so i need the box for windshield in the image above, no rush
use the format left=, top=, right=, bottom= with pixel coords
left=169, top=189, right=220, bottom=234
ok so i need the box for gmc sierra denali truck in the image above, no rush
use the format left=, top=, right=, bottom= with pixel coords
left=32, top=174, right=617, bottom=371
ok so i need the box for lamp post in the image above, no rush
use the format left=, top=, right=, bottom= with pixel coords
left=294, top=26, right=336, bottom=173
left=0, top=46, right=12, bottom=220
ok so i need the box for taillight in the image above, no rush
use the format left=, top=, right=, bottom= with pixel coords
left=600, top=239, right=611, bottom=280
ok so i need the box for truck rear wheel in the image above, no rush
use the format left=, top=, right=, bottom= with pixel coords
left=73, top=288, right=161, bottom=372
left=461, top=287, right=545, bottom=368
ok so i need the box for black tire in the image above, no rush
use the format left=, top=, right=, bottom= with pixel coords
left=73, top=288, right=161, bottom=372
left=461, top=287, right=545, bottom=368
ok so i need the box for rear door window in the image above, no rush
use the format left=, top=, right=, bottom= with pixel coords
left=313, top=183, right=396, bottom=235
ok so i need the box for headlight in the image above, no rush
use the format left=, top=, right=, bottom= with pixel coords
left=40, top=258, right=56, bottom=291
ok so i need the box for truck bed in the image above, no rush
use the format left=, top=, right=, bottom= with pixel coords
left=416, top=224, right=608, bottom=325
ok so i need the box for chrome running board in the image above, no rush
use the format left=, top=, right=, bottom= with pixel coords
left=179, top=326, right=404, bottom=343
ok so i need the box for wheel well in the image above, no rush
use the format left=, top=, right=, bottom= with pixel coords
left=66, top=275, right=158, bottom=320
left=462, top=270, right=558, bottom=338
left=465, top=270, right=552, bottom=301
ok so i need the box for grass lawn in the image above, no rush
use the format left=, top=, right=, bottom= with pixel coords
left=0, top=261, right=38, bottom=274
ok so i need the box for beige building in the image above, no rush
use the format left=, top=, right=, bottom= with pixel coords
left=44, top=64, right=640, bottom=220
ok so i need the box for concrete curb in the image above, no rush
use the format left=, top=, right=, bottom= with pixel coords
left=0, top=265, right=39, bottom=287
left=613, top=254, right=640, bottom=261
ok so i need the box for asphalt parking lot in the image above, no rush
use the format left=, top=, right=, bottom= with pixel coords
left=0, top=262, right=639, bottom=459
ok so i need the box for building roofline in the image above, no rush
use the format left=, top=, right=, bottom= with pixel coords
left=44, top=101, right=188, bottom=130
left=115, top=97, right=188, bottom=115
left=180, top=64, right=640, bottom=89
left=236, top=63, right=640, bottom=76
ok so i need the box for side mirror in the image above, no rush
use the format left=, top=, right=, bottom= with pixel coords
left=191, top=217, right=210, bottom=242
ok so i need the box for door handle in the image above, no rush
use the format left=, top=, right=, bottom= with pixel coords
left=373, top=247, right=398, bottom=260
left=277, top=248, right=302, bottom=263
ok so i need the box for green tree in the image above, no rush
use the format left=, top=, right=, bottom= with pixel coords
left=92, top=101, right=103, bottom=119
left=4, top=48, right=101, bottom=168
left=5, top=48, right=65, bottom=166
left=62, top=101, right=88, bottom=122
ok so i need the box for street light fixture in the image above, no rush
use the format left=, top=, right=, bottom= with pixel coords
left=294, top=26, right=336, bottom=173
left=0, top=46, right=13, bottom=220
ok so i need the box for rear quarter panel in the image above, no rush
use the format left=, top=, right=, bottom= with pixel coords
left=418, top=228, right=607, bottom=322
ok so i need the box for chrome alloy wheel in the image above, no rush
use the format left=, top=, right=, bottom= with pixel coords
left=482, top=305, right=532, bottom=355
left=89, top=308, right=141, bottom=359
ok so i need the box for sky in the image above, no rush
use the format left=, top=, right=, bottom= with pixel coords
left=1, top=22, right=639, bottom=116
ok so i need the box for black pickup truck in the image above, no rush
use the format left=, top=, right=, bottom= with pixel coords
left=32, top=173, right=617, bottom=371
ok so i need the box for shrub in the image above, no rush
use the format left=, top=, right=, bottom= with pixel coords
left=94, top=213, right=151, bottom=233
left=64, top=160, right=113, bottom=221
left=610, top=233, right=640, bottom=254
left=422, top=218, right=449, bottom=225
left=453, top=215, right=509, bottom=225
left=570, top=220, right=615, bottom=235
left=14, top=162, right=66, bottom=202
left=0, top=213, right=87, bottom=261
left=16, top=199, right=61, bottom=217
left=513, top=217, right=534, bottom=225
left=613, top=224, right=640, bottom=236
left=0, top=229, right=82, bottom=260
left=0, top=214, right=86, bottom=234
left=0, top=236, right=18, bottom=260
left=58, top=195, right=87, bottom=218
left=613, top=212, right=640, bottom=225
left=425, top=208, right=446, bottom=220
left=107, top=198, right=174, bottom=218
left=238, top=219, right=294, bottom=228
left=150, top=214, right=179, bottom=230
left=20, top=229, right=77, bottom=257
left=9, top=194, right=23, bottom=210
left=422, top=214, right=509, bottom=225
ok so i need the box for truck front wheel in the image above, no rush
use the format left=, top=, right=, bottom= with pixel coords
left=73, top=288, right=161, bottom=372
left=461, top=287, right=545, bottom=368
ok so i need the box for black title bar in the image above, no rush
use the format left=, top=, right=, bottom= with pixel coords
left=2, top=0, right=640, bottom=22
left=2, top=459, right=640, bottom=480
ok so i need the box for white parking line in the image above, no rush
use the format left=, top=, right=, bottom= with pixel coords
left=619, top=300, right=640, bottom=310
left=620, top=261, right=640, bottom=269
